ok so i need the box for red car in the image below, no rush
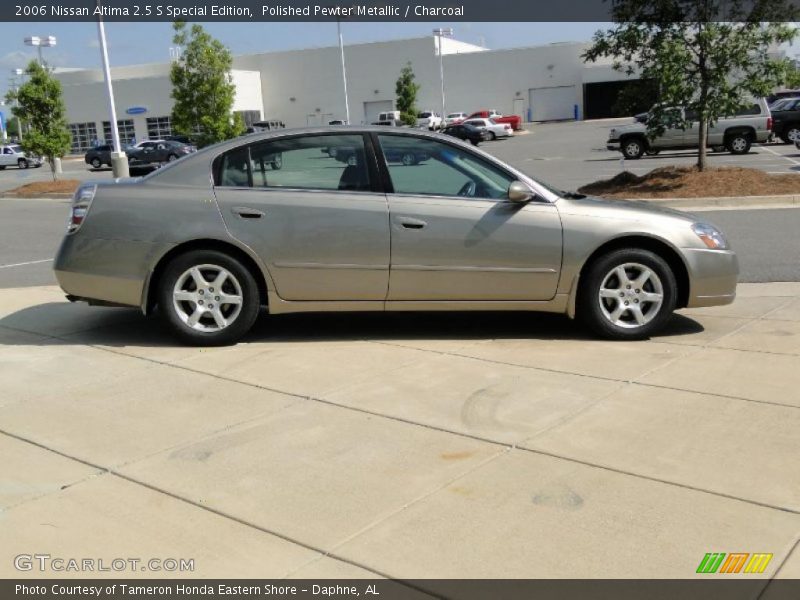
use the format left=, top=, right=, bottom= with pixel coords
left=466, top=109, right=523, bottom=131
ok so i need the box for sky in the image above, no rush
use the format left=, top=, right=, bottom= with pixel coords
left=0, top=21, right=608, bottom=98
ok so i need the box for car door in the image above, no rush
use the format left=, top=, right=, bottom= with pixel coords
left=652, top=107, right=685, bottom=148
left=213, top=133, right=391, bottom=302
left=0, top=147, right=12, bottom=166
left=375, top=133, right=562, bottom=301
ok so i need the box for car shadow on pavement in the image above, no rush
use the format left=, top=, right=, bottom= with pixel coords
left=0, top=302, right=704, bottom=348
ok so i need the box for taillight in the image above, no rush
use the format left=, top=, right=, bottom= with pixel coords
left=67, top=185, right=96, bottom=234
left=767, top=116, right=773, bottom=130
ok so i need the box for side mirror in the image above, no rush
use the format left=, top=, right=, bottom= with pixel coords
left=508, top=181, right=535, bottom=203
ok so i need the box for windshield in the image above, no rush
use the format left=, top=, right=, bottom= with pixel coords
left=10, top=145, right=22, bottom=153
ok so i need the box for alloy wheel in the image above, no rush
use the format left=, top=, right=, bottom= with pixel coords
left=730, top=137, right=748, bottom=153
left=172, top=264, right=243, bottom=332
left=598, top=262, right=664, bottom=328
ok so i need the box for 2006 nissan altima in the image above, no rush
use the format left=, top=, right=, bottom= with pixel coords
left=55, top=127, right=738, bottom=345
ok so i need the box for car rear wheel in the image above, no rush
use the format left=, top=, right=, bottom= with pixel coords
left=167, top=153, right=179, bottom=162
left=621, top=138, right=645, bottom=159
left=18, top=158, right=28, bottom=169
left=158, top=250, right=260, bottom=346
left=271, top=154, right=283, bottom=170
left=489, top=132, right=497, bottom=141
left=726, top=133, right=751, bottom=154
left=578, top=248, right=677, bottom=340
left=91, top=158, right=102, bottom=169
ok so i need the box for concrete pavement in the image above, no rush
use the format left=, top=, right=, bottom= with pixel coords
left=1, top=283, right=799, bottom=579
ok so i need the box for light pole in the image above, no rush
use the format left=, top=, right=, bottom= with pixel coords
left=10, top=69, right=24, bottom=142
left=433, top=28, right=453, bottom=124
left=336, top=19, right=351, bottom=124
left=95, top=2, right=128, bottom=178
left=24, top=35, right=57, bottom=66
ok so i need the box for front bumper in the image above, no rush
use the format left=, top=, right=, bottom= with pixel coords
left=606, top=139, right=620, bottom=151
left=682, top=248, right=739, bottom=308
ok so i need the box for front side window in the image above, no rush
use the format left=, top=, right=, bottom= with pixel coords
left=216, top=134, right=371, bottom=192
left=377, top=134, right=515, bottom=200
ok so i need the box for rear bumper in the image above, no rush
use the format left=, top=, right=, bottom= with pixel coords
left=54, top=234, right=173, bottom=309
left=682, top=248, right=739, bottom=308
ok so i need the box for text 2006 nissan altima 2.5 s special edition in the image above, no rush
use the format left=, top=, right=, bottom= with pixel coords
left=54, top=127, right=738, bottom=346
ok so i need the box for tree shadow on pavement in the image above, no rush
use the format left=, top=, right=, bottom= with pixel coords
left=0, top=301, right=704, bottom=348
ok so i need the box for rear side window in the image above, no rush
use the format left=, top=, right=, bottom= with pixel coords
left=735, top=104, right=761, bottom=116
left=215, top=134, right=371, bottom=192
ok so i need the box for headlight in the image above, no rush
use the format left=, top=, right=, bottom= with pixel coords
left=692, top=222, right=729, bottom=250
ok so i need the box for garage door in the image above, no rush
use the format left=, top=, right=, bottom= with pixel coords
left=529, top=86, right=576, bottom=122
left=364, top=100, right=394, bottom=124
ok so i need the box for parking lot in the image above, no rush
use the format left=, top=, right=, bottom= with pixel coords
left=1, top=119, right=799, bottom=584
left=5, top=117, right=800, bottom=194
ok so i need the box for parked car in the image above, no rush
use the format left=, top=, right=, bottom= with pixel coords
left=55, top=126, right=738, bottom=346
left=769, top=99, right=800, bottom=143
left=127, top=140, right=194, bottom=166
left=607, top=99, right=772, bottom=158
left=444, top=112, right=468, bottom=126
left=165, top=134, right=198, bottom=149
left=462, top=118, right=513, bottom=140
left=85, top=145, right=113, bottom=169
left=328, top=120, right=347, bottom=126
left=441, top=123, right=492, bottom=145
left=0, top=144, right=43, bottom=169
left=768, top=97, right=800, bottom=112
left=466, top=109, right=522, bottom=131
left=767, top=89, right=800, bottom=104
left=416, top=111, right=443, bottom=130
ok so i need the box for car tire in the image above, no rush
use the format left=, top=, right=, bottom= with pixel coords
left=91, top=158, right=102, bottom=169
left=785, top=127, right=800, bottom=143
left=621, top=138, right=645, bottom=159
left=18, top=158, right=28, bottom=169
left=158, top=249, right=261, bottom=346
left=726, top=132, right=751, bottom=154
left=470, top=139, right=479, bottom=146
left=271, top=154, right=283, bottom=170
left=489, top=132, right=497, bottom=141
left=578, top=248, right=677, bottom=341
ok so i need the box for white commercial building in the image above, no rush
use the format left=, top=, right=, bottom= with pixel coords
left=54, top=35, right=636, bottom=153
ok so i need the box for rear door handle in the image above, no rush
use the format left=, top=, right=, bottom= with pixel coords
left=232, top=206, right=265, bottom=219
left=397, top=217, right=427, bottom=230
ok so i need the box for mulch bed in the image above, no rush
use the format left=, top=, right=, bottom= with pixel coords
left=577, top=166, right=800, bottom=199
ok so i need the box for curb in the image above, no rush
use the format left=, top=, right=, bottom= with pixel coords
left=633, top=194, right=800, bottom=210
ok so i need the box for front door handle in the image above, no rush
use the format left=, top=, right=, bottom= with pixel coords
left=397, top=217, right=427, bottom=230
left=232, top=206, right=265, bottom=219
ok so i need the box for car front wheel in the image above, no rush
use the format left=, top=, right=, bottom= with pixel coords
left=158, top=250, right=260, bottom=346
left=578, top=248, right=677, bottom=340
left=18, top=159, right=28, bottom=169
left=91, top=158, right=102, bottom=169
left=621, top=138, right=645, bottom=159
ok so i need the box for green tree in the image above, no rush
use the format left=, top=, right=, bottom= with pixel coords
left=4, top=61, right=70, bottom=180
left=783, top=59, right=800, bottom=89
left=395, top=62, right=420, bottom=126
left=583, top=0, right=797, bottom=170
left=170, top=21, right=244, bottom=147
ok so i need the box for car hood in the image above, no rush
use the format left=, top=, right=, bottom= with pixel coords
left=557, top=194, right=697, bottom=224
left=608, top=122, right=646, bottom=138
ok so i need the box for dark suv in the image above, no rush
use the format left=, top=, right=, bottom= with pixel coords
left=85, top=145, right=113, bottom=169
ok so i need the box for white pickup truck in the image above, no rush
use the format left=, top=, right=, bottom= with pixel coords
left=0, top=144, right=43, bottom=169
left=416, top=110, right=443, bottom=130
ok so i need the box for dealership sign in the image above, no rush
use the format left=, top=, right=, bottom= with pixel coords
left=125, top=106, right=148, bottom=115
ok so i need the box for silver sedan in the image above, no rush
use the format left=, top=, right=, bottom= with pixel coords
left=54, top=127, right=737, bottom=345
